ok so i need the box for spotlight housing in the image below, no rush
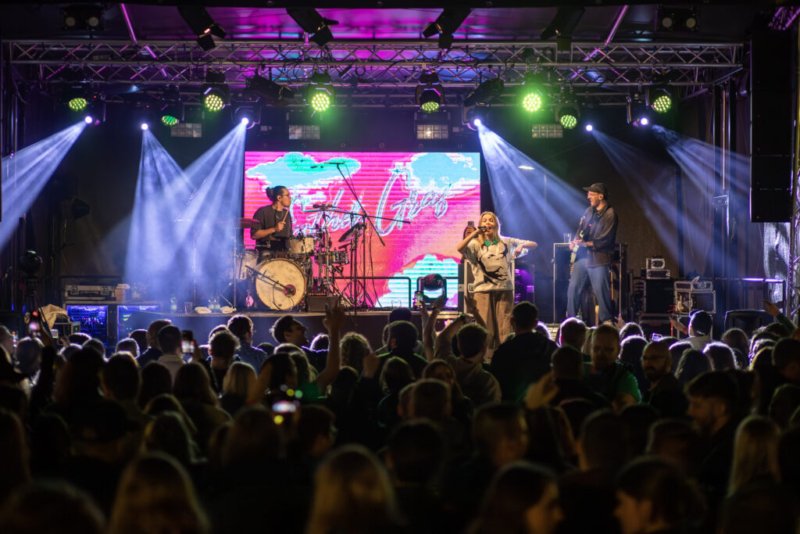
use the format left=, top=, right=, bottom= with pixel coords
left=63, top=4, right=104, bottom=31
left=68, top=97, right=88, bottom=112
left=234, top=106, right=259, bottom=129
left=202, top=73, right=229, bottom=112
left=649, top=87, right=673, bottom=114
left=557, top=106, right=579, bottom=129
left=140, top=122, right=149, bottom=131
left=657, top=6, right=698, bottom=32
left=521, top=74, right=546, bottom=113
left=585, top=123, right=594, bottom=132
left=178, top=6, right=226, bottom=51
left=627, top=93, right=650, bottom=126
left=247, top=74, right=295, bottom=103
left=307, top=72, right=334, bottom=113
left=463, top=78, right=504, bottom=107
left=287, top=8, right=338, bottom=47
left=416, top=70, right=444, bottom=113
left=422, top=8, right=471, bottom=49
left=83, top=115, right=93, bottom=124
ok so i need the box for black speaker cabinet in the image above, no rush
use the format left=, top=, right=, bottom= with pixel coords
left=750, top=31, right=794, bottom=222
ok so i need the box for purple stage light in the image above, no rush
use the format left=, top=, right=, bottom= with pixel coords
left=585, top=123, right=594, bottom=132
left=640, top=117, right=650, bottom=126
left=140, top=122, right=149, bottom=131
left=473, top=118, right=482, bottom=127
left=241, top=117, right=250, bottom=126
left=84, top=115, right=93, bottom=124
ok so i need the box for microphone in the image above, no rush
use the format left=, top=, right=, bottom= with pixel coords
left=478, top=226, right=488, bottom=231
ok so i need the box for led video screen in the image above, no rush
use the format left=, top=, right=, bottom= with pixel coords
left=243, top=151, right=481, bottom=307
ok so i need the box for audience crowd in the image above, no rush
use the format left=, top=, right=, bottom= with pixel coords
left=0, top=301, right=799, bottom=533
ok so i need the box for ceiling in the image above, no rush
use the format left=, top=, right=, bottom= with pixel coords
left=0, top=3, right=792, bottom=109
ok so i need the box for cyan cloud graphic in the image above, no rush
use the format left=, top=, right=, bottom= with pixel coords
left=407, top=153, right=479, bottom=191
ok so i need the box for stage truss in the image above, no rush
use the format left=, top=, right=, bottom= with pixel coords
left=5, top=39, right=744, bottom=108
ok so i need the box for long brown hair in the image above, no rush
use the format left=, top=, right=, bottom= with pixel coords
left=306, top=445, right=402, bottom=534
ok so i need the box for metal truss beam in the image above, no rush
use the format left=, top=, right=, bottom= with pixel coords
left=6, top=39, right=743, bottom=107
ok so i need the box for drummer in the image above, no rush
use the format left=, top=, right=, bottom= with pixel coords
left=251, top=185, right=293, bottom=258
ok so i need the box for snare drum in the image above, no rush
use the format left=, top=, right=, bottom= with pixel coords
left=317, top=250, right=349, bottom=265
left=288, top=236, right=315, bottom=255
left=254, top=258, right=307, bottom=310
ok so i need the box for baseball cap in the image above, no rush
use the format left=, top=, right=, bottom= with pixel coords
left=583, top=182, right=608, bottom=197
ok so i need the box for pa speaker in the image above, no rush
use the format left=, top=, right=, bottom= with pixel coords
left=750, top=31, right=794, bottom=223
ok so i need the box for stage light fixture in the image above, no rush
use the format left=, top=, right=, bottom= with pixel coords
left=649, top=87, right=673, bottom=114
left=416, top=70, right=444, bottom=113
left=658, top=7, right=698, bottom=32
left=541, top=7, right=585, bottom=48
left=140, top=122, right=149, bottom=131
left=473, top=118, right=482, bottom=127
left=422, top=8, right=471, bottom=49
left=233, top=106, right=259, bottom=129
left=287, top=8, right=338, bottom=47
left=68, top=97, right=88, bottom=112
left=84, top=115, right=93, bottom=124
left=557, top=107, right=579, bottom=129
left=463, top=78, right=504, bottom=108
left=585, top=123, right=594, bottom=132
left=63, top=4, right=104, bottom=31
left=626, top=93, right=650, bottom=126
left=247, top=74, right=295, bottom=103
left=521, top=74, right=546, bottom=113
left=307, top=72, right=334, bottom=113
left=203, top=88, right=227, bottom=112
left=178, top=6, right=226, bottom=51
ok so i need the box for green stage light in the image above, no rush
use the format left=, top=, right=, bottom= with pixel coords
left=560, top=113, right=578, bottom=129
left=204, top=92, right=225, bottom=112
left=68, top=97, right=88, bottom=112
left=310, top=89, right=332, bottom=112
left=419, top=88, right=442, bottom=113
left=161, top=114, right=179, bottom=127
left=522, top=92, right=543, bottom=113
left=651, top=90, right=672, bottom=114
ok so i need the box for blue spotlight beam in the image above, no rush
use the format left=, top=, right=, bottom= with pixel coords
left=592, top=130, right=685, bottom=267
left=477, top=123, right=586, bottom=246
left=173, top=123, right=246, bottom=300
left=0, top=121, right=87, bottom=248
left=125, top=123, right=247, bottom=303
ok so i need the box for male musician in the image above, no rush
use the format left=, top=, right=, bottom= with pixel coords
left=566, top=182, right=618, bottom=325
left=251, top=185, right=293, bottom=253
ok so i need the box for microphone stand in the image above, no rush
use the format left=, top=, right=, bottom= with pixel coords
left=333, top=162, right=409, bottom=314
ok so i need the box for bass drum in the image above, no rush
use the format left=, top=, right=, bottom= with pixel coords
left=255, top=258, right=307, bottom=310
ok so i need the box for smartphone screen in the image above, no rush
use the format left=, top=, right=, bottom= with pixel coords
left=181, top=340, right=194, bottom=354
left=272, top=400, right=297, bottom=414
left=651, top=333, right=662, bottom=342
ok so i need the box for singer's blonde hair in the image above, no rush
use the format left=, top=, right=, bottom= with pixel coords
left=479, top=211, right=501, bottom=231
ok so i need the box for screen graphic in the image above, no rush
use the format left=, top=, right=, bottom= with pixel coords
left=244, top=151, right=481, bottom=307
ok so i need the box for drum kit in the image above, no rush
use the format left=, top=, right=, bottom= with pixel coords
left=237, top=205, right=356, bottom=311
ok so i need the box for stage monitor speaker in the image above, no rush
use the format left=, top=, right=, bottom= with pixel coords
left=643, top=279, right=674, bottom=314
left=750, top=31, right=794, bottom=223
left=307, top=295, right=340, bottom=313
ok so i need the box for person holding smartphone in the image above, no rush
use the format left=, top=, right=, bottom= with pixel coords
left=456, top=211, right=537, bottom=349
